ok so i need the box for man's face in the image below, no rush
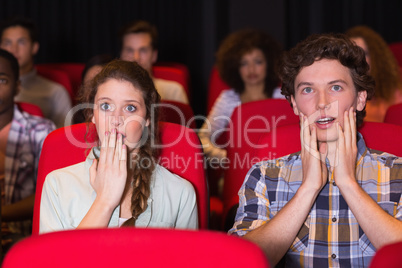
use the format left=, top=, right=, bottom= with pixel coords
left=291, top=59, right=367, bottom=143
left=0, top=56, right=18, bottom=114
left=120, top=33, right=157, bottom=74
left=0, top=26, right=38, bottom=74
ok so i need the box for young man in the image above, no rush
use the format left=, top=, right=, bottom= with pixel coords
left=0, top=49, right=55, bottom=253
left=119, top=20, right=188, bottom=104
left=229, top=33, right=402, bottom=267
left=0, top=17, right=72, bottom=128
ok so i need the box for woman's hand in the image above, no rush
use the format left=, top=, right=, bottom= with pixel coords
left=89, top=128, right=127, bottom=209
left=334, top=107, right=357, bottom=186
left=300, top=112, right=328, bottom=193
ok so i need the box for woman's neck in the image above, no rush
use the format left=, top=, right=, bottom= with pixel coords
left=240, top=84, right=267, bottom=103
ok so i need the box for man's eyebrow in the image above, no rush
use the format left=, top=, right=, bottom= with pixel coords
left=328, top=79, right=348, bottom=85
left=296, top=82, right=313, bottom=89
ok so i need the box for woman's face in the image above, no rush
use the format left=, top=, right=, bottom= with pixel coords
left=92, top=78, right=149, bottom=150
left=239, top=48, right=267, bottom=87
left=83, top=65, right=103, bottom=85
left=351, top=37, right=371, bottom=68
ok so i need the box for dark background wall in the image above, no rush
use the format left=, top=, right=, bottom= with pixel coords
left=1, top=0, right=401, bottom=119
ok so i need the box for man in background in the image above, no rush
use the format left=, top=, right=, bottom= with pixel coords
left=0, top=17, right=71, bottom=128
left=119, top=20, right=188, bottom=104
left=0, top=48, right=55, bottom=255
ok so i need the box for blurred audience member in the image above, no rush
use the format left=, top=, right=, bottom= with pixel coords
left=119, top=20, right=188, bottom=104
left=198, top=28, right=283, bottom=160
left=0, top=17, right=72, bottom=128
left=346, top=25, right=402, bottom=122
left=72, top=54, right=114, bottom=124
left=0, top=49, right=55, bottom=256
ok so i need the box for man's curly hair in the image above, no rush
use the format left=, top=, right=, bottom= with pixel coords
left=278, top=33, right=375, bottom=127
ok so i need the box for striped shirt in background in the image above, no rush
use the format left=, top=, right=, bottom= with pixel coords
left=3, top=105, right=55, bottom=236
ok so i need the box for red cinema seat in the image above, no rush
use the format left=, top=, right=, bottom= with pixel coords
left=369, top=241, right=402, bottom=268
left=3, top=228, right=270, bottom=268
left=32, top=122, right=208, bottom=234
left=16, top=101, right=44, bottom=117
left=36, top=63, right=85, bottom=96
left=389, top=41, right=402, bottom=67
left=159, top=100, right=196, bottom=129
left=153, top=65, right=190, bottom=100
left=384, top=103, right=402, bottom=127
left=207, top=66, right=230, bottom=114
left=35, top=65, right=74, bottom=104
left=222, top=99, right=299, bottom=225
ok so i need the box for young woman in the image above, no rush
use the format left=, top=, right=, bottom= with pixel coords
left=199, top=29, right=283, bottom=160
left=346, top=25, right=402, bottom=122
left=39, top=60, right=198, bottom=232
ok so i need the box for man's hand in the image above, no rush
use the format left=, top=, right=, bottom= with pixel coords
left=300, top=112, right=328, bottom=192
left=334, top=107, right=357, bottom=186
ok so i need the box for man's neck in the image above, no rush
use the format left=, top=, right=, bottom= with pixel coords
left=19, top=62, right=34, bottom=76
left=318, top=140, right=337, bottom=168
left=0, top=107, right=14, bottom=130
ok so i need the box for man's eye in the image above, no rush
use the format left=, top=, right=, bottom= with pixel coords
left=302, top=87, right=313, bottom=94
left=332, top=85, right=342, bottom=92
left=0, top=78, right=7, bottom=84
left=100, top=103, right=111, bottom=111
left=126, top=105, right=136, bottom=112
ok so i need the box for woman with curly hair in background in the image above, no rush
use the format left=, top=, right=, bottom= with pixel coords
left=346, top=25, right=402, bottom=122
left=199, top=28, right=283, bottom=160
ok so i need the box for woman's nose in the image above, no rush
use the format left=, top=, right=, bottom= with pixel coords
left=109, top=114, right=124, bottom=127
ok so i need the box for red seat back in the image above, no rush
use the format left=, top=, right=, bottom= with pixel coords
left=222, top=99, right=299, bottom=222
left=389, top=41, right=402, bottom=67
left=207, top=66, right=230, bottom=114
left=384, top=103, right=402, bottom=127
left=35, top=65, right=74, bottom=103
left=32, top=122, right=208, bottom=234
left=369, top=241, right=402, bottom=268
left=16, top=101, right=44, bottom=117
left=3, top=228, right=270, bottom=268
left=159, top=100, right=196, bottom=128
left=36, top=63, right=85, bottom=96
left=152, top=65, right=189, bottom=99
left=359, top=121, right=402, bottom=156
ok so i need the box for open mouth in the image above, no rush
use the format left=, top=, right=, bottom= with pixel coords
left=315, top=117, right=335, bottom=125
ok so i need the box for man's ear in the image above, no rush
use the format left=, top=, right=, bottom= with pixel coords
left=31, top=42, right=39, bottom=56
left=151, top=49, right=158, bottom=65
left=290, top=95, right=300, bottom=115
left=356, top=90, right=367, bottom=111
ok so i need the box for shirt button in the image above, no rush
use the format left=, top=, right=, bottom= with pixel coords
left=332, top=217, right=337, bottom=222
left=331, top=254, right=336, bottom=259
left=333, top=181, right=336, bottom=186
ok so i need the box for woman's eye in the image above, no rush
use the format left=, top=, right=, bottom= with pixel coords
left=255, top=59, right=265, bottom=65
left=302, top=87, right=313, bottom=94
left=100, top=103, right=111, bottom=111
left=0, top=78, right=7, bottom=84
left=332, top=85, right=342, bottom=92
left=125, top=105, right=136, bottom=112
